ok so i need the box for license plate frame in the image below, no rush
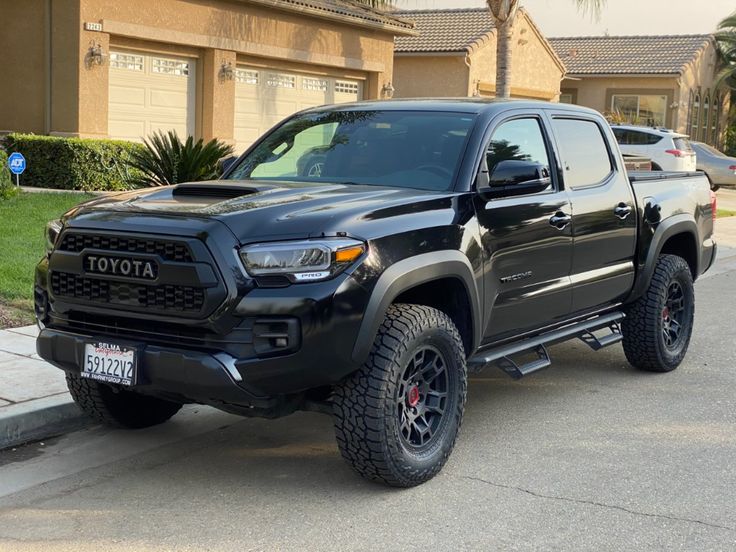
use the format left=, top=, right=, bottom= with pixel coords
left=82, top=341, right=138, bottom=386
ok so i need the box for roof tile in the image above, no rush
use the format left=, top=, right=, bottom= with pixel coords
left=548, top=35, right=713, bottom=75
left=394, top=8, right=494, bottom=53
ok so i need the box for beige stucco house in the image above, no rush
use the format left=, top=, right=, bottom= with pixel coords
left=0, top=0, right=413, bottom=152
left=393, top=8, right=566, bottom=102
left=549, top=35, right=727, bottom=146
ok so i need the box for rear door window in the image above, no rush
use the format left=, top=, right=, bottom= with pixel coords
left=553, top=118, right=614, bottom=189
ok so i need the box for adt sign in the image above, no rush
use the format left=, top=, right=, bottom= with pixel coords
left=8, top=152, right=26, bottom=175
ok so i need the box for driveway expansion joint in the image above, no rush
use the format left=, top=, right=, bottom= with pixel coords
left=458, top=475, right=734, bottom=533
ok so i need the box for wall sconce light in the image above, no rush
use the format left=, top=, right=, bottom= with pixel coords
left=219, top=61, right=235, bottom=82
left=85, top=41, right=107, bottom=68
left=381, top=82, right=395, bottom=99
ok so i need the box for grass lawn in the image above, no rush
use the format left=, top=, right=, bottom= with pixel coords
left=0, top=192, right=95, bottom=328
left=717, top=209, right=736, bottom=218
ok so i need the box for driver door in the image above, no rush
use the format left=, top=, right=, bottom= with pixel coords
left=473, top=113, right=574, bottom=343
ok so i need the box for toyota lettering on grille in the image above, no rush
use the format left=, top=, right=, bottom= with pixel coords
left=85, top=255, right=158, bottom=280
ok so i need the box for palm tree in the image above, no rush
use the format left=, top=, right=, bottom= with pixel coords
left=715, top=12, right=736, bottom=89
left=488, top=0, right=606, bottom=98
left=356, top=0, right=606, bottom=99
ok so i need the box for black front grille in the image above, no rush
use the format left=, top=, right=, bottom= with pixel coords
left=51, top=272, right=205, bottom=313
left=59, top=233, right=193, bottom=263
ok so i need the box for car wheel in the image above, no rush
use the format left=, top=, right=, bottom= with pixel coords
left=332, top=304, right=467, bottom=487
left=622, top=255, right=695, bottom=372
left=66, top=372, right=183, bottom=429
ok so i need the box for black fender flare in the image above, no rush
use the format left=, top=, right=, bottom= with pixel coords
left=629, top=214, right=699, bottom=301
left=351, top=251, right=482, bottom=364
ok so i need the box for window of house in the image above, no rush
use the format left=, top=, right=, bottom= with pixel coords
left=712, top=93, right=721, bottom=146
left=690, top=92, right=701, bottom=140
left=553, top=118, right=613, bottom=189
left=152, top=58, right=190, bottom=76
left=702, top=93, right=711, bottom=143
left=110, top=53, right=143, bottom=71
left=611, top=94, right=667, bottom=127
left=559, top=93, right=574, bottom=104
left=235, top=69, right=259, bottom=85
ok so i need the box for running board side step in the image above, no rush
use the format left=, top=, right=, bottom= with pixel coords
left=468, top=312, right=625, bottom=380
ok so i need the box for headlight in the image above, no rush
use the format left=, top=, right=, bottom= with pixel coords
left=240, top=238, right=366, bottom=283
left=45, top=220, right=63, bottom=252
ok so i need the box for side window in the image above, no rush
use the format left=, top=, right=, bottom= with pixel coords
left=485, top=118, right=552, bottom=192
left=646, top=133, right=663, bottom=145
left=553, top=118, right=613, bottom=189
left=612, top=128, right=627, bottom=145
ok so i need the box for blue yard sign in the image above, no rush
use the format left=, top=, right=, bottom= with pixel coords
left=7, top=152, right=26, bottom=187
left=8, top=152, right=26, bottom=175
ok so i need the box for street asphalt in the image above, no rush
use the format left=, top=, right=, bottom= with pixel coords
left=0, top=262, right=734, bottom=550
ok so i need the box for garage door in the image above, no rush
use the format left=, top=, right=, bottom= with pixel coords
left=234, top=66, right=362, bottom=152
left=108, top=50, right=196, bottom=142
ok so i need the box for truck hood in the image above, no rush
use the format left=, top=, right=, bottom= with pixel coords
left=68, top=180, right=460, bottom=243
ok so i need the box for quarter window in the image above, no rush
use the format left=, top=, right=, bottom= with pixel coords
left=553, top=119, right=613, bottom=189
left=611, top=94, right=667, bottom=127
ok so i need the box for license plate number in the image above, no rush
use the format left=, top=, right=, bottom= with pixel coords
left=83, top=342, right=137, bottom=386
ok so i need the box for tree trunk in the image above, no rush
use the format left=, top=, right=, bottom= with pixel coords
left=496, top=18, right=514, bottom=99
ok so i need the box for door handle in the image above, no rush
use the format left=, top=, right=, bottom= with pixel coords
left=614, top=203, right=632, bottom=219
left=549, top=211, right=572, bottom=230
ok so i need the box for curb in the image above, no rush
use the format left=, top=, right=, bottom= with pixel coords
left=0, top=394, right=89, bottom=450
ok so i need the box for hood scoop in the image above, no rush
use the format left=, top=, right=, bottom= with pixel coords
left=173, top=181, right=277, bottom=199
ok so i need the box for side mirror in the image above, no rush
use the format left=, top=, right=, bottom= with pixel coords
left=477, top=159, right=551, bottom=199
left=217, top=155, right=238, bottom=176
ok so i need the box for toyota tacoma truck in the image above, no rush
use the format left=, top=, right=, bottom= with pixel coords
left=35, top=100, right=717, bottom=487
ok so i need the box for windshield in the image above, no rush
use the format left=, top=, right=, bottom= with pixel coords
left=225, top=110, right=477, bottom=191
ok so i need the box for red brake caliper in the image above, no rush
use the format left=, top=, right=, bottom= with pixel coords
left=407, top=386, right=420, bottom=407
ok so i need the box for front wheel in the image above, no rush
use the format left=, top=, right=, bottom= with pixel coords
left=66, top=372, right=182, bottom=428
left=622, top=255, right=695, bottom=372
left=332, top=304, right=467, bottom=487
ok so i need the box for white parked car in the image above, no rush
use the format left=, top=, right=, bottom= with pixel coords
left=611, top=125, right=697, bottom=172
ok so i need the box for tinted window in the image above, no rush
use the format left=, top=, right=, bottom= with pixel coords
left=226, top=110, right=476, bottom=191
left=485, top=118, right=552, bottom=191
left=554, top=119, right=613, bottom=188
left=673, top=138, right=693, bottom=152
left=613, top=128, right=662, bottom=145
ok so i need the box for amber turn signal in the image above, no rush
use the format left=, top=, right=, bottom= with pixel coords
left=335, top=245, right=365, bottom=263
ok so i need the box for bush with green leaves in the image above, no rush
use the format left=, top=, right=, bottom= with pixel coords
left=2, top=134, right=146, bottom=191
left=130, top=130, right=234, bottom=186
left=0, top=150, right=19, bottom=200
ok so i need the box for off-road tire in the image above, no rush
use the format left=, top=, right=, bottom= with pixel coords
left=333, top=304, right=467, bottom=487
left=622, top=254, right=695, bottom=372
left=66, top=372, right=182, bottom=429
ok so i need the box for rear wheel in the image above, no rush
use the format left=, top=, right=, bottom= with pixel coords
left=622, top=255, right=695, bottom=372
left=66, top=372, right=182, bottom=428
left=332, top=304, right=467, bottom=487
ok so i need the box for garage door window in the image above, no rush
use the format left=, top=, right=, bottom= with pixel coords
left=335, top=81, right=359, bottom=94
left=267, top=74, right=296, bottom=88
left=236, top=69, right=259, bottom=85
left=303, top=77, right=329, bottom=92
left=152, top=58, right=190, bottom=76
left=110, top=53, right=143, bottom=71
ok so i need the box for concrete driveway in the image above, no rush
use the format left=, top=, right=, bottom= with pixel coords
left=0, top=269, right=735, bottom=551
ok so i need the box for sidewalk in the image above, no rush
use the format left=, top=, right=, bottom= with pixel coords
left=0, top=325, right=86, bottom=449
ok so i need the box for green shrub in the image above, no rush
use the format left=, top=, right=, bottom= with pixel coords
left=130, top=130, right=234, bottom=186
left=3, top=134, right=146, bottom=191
left=0, top=150, right=19, bottom=200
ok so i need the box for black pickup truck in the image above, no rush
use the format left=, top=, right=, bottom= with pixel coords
left=35, top=100, right=717, bottom=487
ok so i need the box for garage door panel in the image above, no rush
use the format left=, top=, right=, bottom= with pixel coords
left=234, top=65, right=364, bottom=153
left=108, top=120, right=146, bottom=141
left=109, top=85, right=146, bottom=107
left=109, top=50, right=195, bottom=142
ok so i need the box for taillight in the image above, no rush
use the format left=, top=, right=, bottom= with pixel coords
left=710, top=190, right=717, bottom=223
left=665, top=149, right=684, bottom=158
left=730, top=165, right=736, bottom=172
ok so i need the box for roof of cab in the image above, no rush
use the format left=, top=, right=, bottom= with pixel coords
left=301, top=98, right=604, bottom=117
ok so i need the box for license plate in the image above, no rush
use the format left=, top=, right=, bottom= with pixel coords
left=82, top=342, right=137, bottom=386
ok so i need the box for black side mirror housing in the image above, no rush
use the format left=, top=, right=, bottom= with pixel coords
left=477, top=159, right=551, bottom=199
left=218, top=155, right=238, bottom=176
